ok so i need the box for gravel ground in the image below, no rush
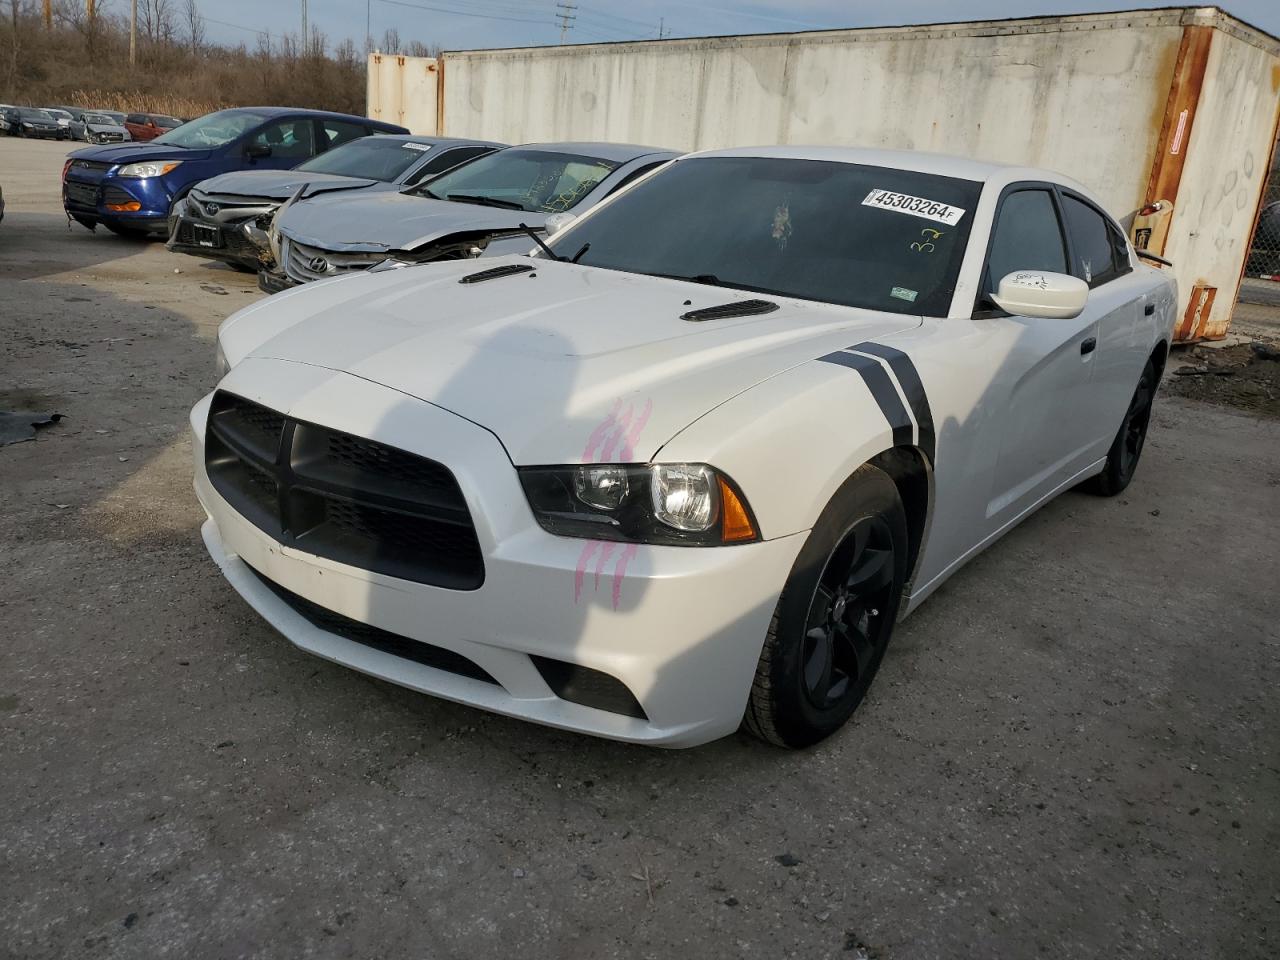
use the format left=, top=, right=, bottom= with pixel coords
left=2, top=137, right=1278, bottom=960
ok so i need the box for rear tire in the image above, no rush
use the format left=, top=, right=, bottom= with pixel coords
left=1082, top=358, right=1157, bottom=497
left=742, top=464, right=908, bottom=748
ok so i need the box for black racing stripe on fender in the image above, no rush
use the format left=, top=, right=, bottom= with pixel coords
left=818, top=351, right=913, bottom=448
left=850, top=342, right=936, bottom=463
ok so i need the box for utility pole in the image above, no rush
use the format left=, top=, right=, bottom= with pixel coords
left=43, top=0, right=51, bottom=30
left=87, top=0, right=95, bottom=19
left=301, top=0, right=308, bottom=55
left=658, top=17, right=668, bottom=39
left=129, top=0, right=136, bottom=66
left=555, top=1, right=576, bottom=44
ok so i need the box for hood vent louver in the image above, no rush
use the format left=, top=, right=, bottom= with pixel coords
left=459, top=263, right=535, bottom=284
left=681, top=299, right=780, bottom=322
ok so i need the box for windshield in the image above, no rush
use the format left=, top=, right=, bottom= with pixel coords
left=297, top=136, right=427, bottom=181
left=550, top=156, right=983, bottom=316
left=421, top=148, right=618, bottom=213
left=153, top=109, right=260, bottom=148
left=102, top=111, right=126, bottom=124
left=156, top=116, right=183, bottom=127
left=85, top=113, right=115, bottom=125
left=20, top=108, right=53, bottom=120
left=46, top=110, right=70, bottom=120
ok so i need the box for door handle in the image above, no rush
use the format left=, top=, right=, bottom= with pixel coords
left=1080, top=337, right=1097, bottom=355
left=1144, top=303, right=1156, bottom=315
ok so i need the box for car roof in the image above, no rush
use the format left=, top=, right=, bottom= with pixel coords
left=681, top=145, right=1093, bottom=192
left=221, top=106, right=401, bottom=126
left=512, top=141, right=678, bottom=162
left=374, top=133, right=507, bottom=148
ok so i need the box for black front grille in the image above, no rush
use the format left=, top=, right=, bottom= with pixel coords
left=206, top=391, right=484, bottom=590
left=246, top=564, right=496, bottom=684
left=70, top=159, right=111, bottom=173
left=64, top=181, right=98, bottom=208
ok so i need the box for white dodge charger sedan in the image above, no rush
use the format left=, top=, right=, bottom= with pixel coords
left=194, top=146, right=1176, bottom=748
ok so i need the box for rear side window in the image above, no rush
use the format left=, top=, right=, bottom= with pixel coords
left=985, top=189, right=1067, bottom=293
left=404, top=145, right=495, bottom=184
left=1061, top=194, right=1130, bottom=287
left=320, top=119, right=369, bottom=150
left=126, top=114, right=145, bottom=124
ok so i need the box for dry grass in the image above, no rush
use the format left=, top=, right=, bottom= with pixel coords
left=66, top=90, right=222, bottom=119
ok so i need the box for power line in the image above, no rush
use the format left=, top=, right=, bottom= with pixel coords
left=372, top=0, right=547, bottom=26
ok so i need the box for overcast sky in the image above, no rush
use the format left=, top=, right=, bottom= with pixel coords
left=197, top=1, right=1280, bottom=52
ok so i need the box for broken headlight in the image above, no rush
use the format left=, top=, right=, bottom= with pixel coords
left=518, top=463, right=758, bottom=546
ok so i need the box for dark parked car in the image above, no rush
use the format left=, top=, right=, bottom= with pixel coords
left=7, top=107, right=65, bottom=139
left=124, top=112, right=184, bottom=142
left=62, top=106, right=409, bottom=238
left=169, top=134, right=503, bottom=271
left=259, top=141, right=677, bottom=292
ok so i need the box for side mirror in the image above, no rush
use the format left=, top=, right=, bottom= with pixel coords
left=245, top=142, right=272, bottom=160
left=990, top=271, right=1088, bottom=320
left=544, top=212, right=577, bottom=236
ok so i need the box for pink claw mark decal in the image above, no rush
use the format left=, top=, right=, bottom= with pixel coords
left=581, top=396, right=653, bottom=463
left=574, top=540, right=602, bottom=603
left=617, top=398, right=653, bottom=462
left=592, top=540, right=618, bottom=589
left=611, top=543, right=640, bottom=610
left=582, top=398, right=624, bottom=462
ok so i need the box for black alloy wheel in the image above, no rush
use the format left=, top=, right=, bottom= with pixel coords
left=800, top=517, right=896, bottom=712
left=743, top=464, right=908, bottom=748
left=1083, top=357, right=1158, bottom=497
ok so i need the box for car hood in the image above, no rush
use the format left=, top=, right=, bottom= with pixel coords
left=69, top=142, right=211, bottom=164
left=222, top=257, right=921, bottom=464
left=276, top=190, right=539, bottom=253
left=195, top=169, right=382, bottom=200
left=85, top=122, right=129, bottom=134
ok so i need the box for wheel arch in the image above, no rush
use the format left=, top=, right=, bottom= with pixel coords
left=866, top=445, right=934, bottom=600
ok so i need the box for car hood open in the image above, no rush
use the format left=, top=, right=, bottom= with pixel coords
left=275, top=190, right=540, bottom=253
left=195, top=169, right=382, bottom=201
left=225, top=257, right=921, bottom=464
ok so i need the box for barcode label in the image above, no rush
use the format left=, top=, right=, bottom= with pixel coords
left=862, top=189, right=965, bottom=226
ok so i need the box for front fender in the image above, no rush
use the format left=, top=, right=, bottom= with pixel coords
left=652, top=359, right=906, bottom=541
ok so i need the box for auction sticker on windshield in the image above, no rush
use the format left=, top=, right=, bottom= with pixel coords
left=862, top=189, right=965, bottom=226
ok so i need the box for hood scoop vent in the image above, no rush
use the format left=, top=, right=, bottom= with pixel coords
left=681, top=299, right=779, bottom=323
left=459, top=263, right=535, bottom=284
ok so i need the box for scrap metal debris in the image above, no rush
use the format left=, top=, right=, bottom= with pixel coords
left=0, top=411, right=63, bottom=446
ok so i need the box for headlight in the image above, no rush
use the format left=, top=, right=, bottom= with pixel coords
left=117, top=160, right=182, bottom=178
left=519, top=463, right=758, bottom=546
left=214, top=339, right=230, bottom=379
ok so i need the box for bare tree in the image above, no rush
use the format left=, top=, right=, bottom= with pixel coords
left=182, top=0, right=202, bottom=54
left=380, top=26, right=399, bottom=55
left=139, top=0, right=174, bottom=45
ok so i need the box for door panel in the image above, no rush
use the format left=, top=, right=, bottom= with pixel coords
left=982, top=187, right=1100, bottom=524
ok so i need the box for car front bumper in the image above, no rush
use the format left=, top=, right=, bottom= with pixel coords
left=191, top=361, right=805, bottom=746
left=169, top=214, right=269, bottom=268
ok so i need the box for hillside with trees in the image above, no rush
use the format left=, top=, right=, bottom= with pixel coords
left=1, top=0, right=430, bottom=118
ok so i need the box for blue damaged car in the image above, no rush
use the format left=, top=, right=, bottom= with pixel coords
left=62, top=106, right=407, bottom=238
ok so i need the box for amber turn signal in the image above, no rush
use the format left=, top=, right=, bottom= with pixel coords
left=719, top=476, right=757, bottom=542
left=105, top=201, right=142, bottom=212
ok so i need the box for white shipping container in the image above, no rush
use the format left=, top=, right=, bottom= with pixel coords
left=370, top=7, right=1280, bottom=341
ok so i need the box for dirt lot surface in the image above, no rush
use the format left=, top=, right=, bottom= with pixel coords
left=1167, top=343, right=1280, bottom=419
left=2, top=137, right=1279, bottom=959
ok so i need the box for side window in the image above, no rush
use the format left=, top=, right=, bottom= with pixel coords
left=607, top=160, right=667, bottom=196
left=405, top=146, right=495, bottom=184
left=319, top=120, right=369, bottom=151
left=985, top=189, right=1067, bottom=295
left=126, top=114, right=145, bottom=125
left=250, top=119, right=316, bottom=159
left=1061, top=194, right=1125, bottom=287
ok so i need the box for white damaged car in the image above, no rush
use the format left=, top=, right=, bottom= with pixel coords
left=195, top=146, right=1176, bottom=748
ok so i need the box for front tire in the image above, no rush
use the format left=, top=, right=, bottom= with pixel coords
left=1082, top=358, right=1157, bottom=497
left=743, top=464, right=908, bottom=748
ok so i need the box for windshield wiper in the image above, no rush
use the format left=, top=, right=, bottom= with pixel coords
left=446, top=192, right=525, bottom=210
left=518, top=222, right=564, bottom=261
left=650, top=272, right=728, bottom=286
